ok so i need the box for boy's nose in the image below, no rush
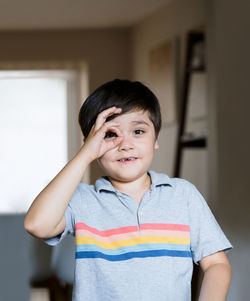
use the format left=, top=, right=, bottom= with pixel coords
left=118, top=135, right=134, bottom=151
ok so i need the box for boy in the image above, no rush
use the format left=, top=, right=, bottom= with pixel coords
left=25, top=79, right=232, bottom=301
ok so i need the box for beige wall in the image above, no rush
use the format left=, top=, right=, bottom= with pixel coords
left=131, top=0, right=205, bottom=82
left=0, top=29, right=131, bottom=93
left=207, top=0, right=250, bottom=300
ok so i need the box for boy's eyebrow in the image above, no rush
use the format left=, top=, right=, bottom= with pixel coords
left=131, top=120, right=150, bottom=126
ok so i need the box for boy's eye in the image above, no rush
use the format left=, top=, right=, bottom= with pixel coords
left=104, top=131, right=117, bottom=139
left=134, top=129, right=145, bottom=135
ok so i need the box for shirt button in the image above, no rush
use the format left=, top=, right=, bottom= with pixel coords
left=139, top=211, right=143, bottom=216
left=116, top=191, right=122, bottom=197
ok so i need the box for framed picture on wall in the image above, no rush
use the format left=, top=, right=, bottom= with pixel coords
left=148, top=38, right=179, bottom=127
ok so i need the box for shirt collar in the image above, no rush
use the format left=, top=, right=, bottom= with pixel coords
left=95, top=169, right=173, bottom=193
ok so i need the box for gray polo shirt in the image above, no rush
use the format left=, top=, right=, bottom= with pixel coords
left=45, top=170, right=232, bottom=301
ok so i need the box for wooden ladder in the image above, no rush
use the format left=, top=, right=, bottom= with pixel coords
left=173, top=30, right=206, bottom=301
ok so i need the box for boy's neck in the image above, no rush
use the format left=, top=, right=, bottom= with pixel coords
left=108, top=172, right=152, bottom=196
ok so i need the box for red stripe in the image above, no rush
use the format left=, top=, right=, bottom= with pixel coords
left=75, top=222, right=190, bottom=237
left=141, top=223, right=190, bottom=232
left=75, top=223, right=138, bottom=236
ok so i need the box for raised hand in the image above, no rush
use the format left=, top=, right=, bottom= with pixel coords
left=82, top=106, right=123, bottom=162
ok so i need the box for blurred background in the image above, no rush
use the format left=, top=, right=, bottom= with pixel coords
left=0, top=0, right=249, bottom=300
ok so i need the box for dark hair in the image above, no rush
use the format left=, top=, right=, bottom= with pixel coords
left=78, top=79, right=162, bottom=139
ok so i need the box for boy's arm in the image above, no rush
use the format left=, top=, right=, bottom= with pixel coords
left=24, top=106, right=123, bottom=239
left=198, top=250, right=232, bottom=301
left=24, top=146, right=92, bottom=239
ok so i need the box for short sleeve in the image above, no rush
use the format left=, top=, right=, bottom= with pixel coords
left=188, top=184, right=233, bottom=265
left=43, top=187, right=81, bottom=246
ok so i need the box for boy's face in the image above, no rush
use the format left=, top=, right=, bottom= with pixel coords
left=97, top=109, right=159, bottom=183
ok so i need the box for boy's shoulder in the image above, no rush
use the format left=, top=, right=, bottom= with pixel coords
left=70, top=181, right=96, bottom=201
left=149, top=169, right=195, bottom=191
left=77, top=181, right=95, bottom=192
left=149, top=170, right=202, bottom=204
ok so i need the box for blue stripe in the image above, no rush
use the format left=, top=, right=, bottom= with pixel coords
left=76, top=243, right=191, bottom=255
left=76, top=250, right=192, bottom=261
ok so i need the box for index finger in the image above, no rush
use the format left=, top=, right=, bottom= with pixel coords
left=95, top=106, right=122, bottom=130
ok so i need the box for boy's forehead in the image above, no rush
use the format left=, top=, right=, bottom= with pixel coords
left=112, top=109, right=151, bottom=123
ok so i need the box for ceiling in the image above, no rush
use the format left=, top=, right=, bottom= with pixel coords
left=0, top=0, right=172, bottom=30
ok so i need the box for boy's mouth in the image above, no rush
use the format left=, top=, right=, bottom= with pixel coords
left=117, top=157, right=138, bottom=162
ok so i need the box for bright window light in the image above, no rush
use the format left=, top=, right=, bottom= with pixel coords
left=0, top=72, right=68, bottom=213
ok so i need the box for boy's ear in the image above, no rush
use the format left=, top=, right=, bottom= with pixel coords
left=154, top=134, right=160, bottom=150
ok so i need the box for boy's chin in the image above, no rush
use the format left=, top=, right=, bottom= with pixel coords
left=105, top=170, right=148, bottom=183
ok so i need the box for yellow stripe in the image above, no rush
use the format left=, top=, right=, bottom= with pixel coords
left=76, top=236, right=190, bottom=249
